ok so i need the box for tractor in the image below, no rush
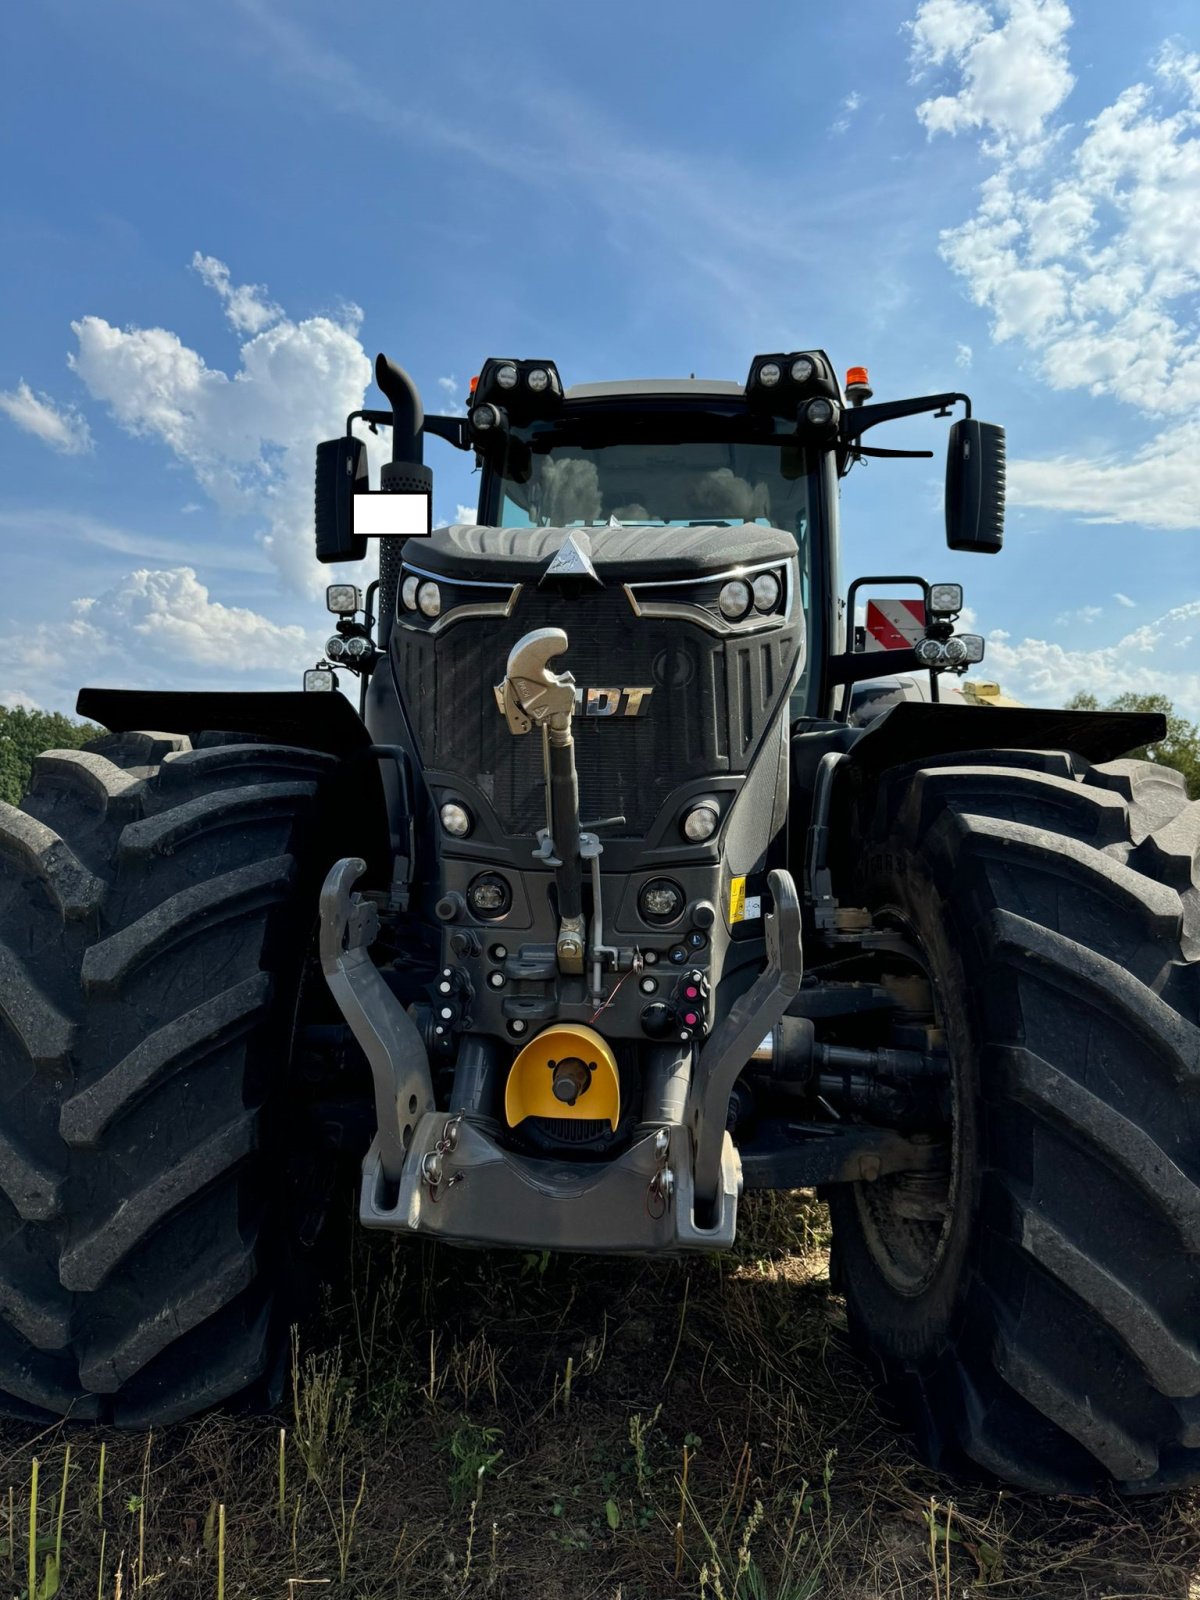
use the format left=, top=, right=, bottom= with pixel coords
left=2, top=348, right=1197, bottom=1493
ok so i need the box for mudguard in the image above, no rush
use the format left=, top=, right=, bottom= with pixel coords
left=76, top=688, right=372, bottom=758
left=842, top=700, right=1166, bottom=772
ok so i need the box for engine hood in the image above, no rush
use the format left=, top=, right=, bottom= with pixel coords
left=402, top=522, right=797, bottom=584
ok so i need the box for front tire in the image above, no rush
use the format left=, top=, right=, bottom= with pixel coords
left=0, top=730, right=346, bottom=1425
left=830, top=749, right=1200, bottom=1492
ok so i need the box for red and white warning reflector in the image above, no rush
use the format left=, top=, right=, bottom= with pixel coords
left=864, top=598, right=926, bottom=652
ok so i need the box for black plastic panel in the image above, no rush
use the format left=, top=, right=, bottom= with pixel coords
left=76, top=688, right=372, bottom=756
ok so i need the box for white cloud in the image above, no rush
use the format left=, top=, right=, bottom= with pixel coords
left=911, top=8, right=1200, bottom=532
left=831, top=91, right=863, bottom=135
left=1054, top=603, right=1102, bottom=625
left=191, top=252, right=283, bottom=334
left=909, top=0, right=1074, bottom=152
left=986, top=599, right=1200, bottom=717
left=454, top=503, right=478, bottom=525
left=1008, top=419, right=1200, bottom=530
left=0, top=689, right=41, bottom=712
left=1114, top=591, right=1136, bottom=607
left=955, top=341, right=973, bottom=367
left=68, top=255, right=374, bottom=594
left=437, top=375, right=466, bottom=415
left=0, top=508, right=272, bottom=575
left=0, top=566, right=322, bottom=711
left=0, top=380, right=93, bottom=455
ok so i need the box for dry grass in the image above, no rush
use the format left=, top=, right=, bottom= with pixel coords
left=2, top=1192, right=1197, bottom=1598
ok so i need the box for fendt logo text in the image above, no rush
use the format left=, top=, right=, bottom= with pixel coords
left=572, top=687, right=653, bottom=717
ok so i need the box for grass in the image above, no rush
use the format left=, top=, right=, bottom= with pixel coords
left=0, top=1192, right=1197, bottom=1597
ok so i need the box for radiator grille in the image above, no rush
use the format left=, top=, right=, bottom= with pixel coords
left=395, top=587, right=793, bottom=838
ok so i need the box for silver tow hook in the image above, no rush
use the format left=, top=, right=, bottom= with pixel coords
left=495, top=628, right=589, bottom=976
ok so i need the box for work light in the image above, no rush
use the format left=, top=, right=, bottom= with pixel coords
left=325, top=584, right=361, bottom=616
left=930, top=584, right=963, bottom=615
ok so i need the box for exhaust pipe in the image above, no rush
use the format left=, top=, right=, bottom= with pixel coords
left=373, top=354, right=433, bottom=636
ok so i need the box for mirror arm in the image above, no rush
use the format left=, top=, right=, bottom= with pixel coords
left=841, top=391, right=971, bottom=442
left=828, top=647, right=923, bottom=686
left=344, top=409, right=470, bottom=452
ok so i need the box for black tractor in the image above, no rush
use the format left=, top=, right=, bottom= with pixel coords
left=2, top=349, right=1197, bottom=1493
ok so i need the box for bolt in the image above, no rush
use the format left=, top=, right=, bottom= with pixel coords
left=858, top=1154, right=882, bottom=1182
left=439, top=981, right=452, bottom=994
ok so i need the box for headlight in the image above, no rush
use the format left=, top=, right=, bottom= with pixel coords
left=942, top=636, right=968, bottom=665
left=915, top=638, right=946, bottom=665
left=718, top=579, right=752, bottom=619
left=930, top=583, right=963, bottom=615
left=303, top=667, right=336, bottom=692
left=325, top=635, right=347, bottom=660
left=496, top=364, right=518, bottom=389
left=440, top=802, right=472, bottom=837
left=681, top=798, right=721, bottom=842
left=471, top=403, right=500, bottom=430
left=527, top=368, right=550, bottom=392
left=468, top=873, right=511, bottom=917
left=959, top=633, right=985, bottom=663
left=639, top=878, right=685, bottom=924
left=751, top=572, right=781, bottom=611
left=401, top=575, right=420, bottom=610
left=344, top=635, right=373, bottom=662
left=790, top=356, right=815, bottom=382
left=805, top=396, right=836, bottom=427
left=417, top=582, right=441, bottom=618
left=325, top=584, right=361, bottom=616
left=758, top=362, right=781, bottom=387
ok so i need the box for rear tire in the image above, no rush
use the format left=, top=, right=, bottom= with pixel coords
left=830, top=749, right=1200, bottom=1492
left=0, top=730, right=348, bottom=1425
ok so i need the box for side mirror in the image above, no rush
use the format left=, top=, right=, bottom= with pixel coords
left=946, top=419, right=1005, bottom=553
left=315, top=437, right=368, bottom=565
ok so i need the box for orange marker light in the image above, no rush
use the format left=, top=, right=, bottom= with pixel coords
left=845, top=366, right=870, bottom=389
left=469, top=375, right=479, bottom=393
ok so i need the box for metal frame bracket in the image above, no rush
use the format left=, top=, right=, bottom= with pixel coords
left=319, top=856, right=435, bottom=1184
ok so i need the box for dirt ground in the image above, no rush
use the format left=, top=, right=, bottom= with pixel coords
left=1, top=1192, right=1196, bottom=1599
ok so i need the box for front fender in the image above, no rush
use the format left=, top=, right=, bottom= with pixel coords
left=76, top=688, right=372, bottom=758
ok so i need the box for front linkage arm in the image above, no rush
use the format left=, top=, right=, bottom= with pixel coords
left=319, top=856, right=436, bottom=1185
left=689, top=868, right=804, bottom=1218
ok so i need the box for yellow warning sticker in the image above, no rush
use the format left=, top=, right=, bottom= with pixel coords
left=729, top=876, right=746, bottom=923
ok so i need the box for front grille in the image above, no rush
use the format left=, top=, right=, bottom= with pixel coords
left=529, top=1117, right=609, bottom=1144
left=394, top=585, right=795, bottom=838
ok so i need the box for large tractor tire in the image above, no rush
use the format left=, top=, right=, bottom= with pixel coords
left=0, top=730, right=349, bottom=1426
left=829, top=749, right=1200, bottom=1492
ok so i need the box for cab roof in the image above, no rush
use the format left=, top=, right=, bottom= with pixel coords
left=563, top=378, right=746, bottom=401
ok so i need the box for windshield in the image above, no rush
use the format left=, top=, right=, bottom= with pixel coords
left=494, top=424, right=811, bottom=539
left=484, top=409, right=820, bottom=715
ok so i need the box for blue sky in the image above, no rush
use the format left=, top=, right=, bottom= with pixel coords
left=2, top=0, right=1198, bottom=715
